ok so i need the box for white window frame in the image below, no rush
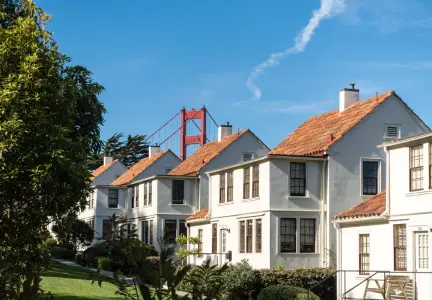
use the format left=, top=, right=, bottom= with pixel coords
left=221, top=229, right=227, bottom=253
left=360, top=158, right=381, bottom=197
left=287, top=161, right=308, bottom=198
left=384, top=124, right=401, bottom=139
left=278, top=216, right=318, bottom=254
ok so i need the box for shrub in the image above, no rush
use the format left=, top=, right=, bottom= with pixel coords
left=143, top=243, right=158, bottom=256
left=45, top=238, right=58, bottom=249
left=221, top=260, right=258, bottom=300
left=256, top=268, right=335, bottom=300
left=82, top=243, right=109, bottom=267
left=75, top=253, right=85, bottom=266
left=51, top=247, right=75, bottom=260
left=97, top=256, right=113, bottom=271
left=146, top=256, right=160, bottom=270
left=257, top=285, right=320, bottom=300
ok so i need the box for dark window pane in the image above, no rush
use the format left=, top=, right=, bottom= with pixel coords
left=243, top=168, right=250, bottom=199
left=212, top=224, right=217, bottom=254
left=165, top=220, right=177, bottom=244
left=246, top=220, right=253, bottom=253
left=239, top=221, right=245, bottom=253
left=280, top=218, right=296, bottom=253
left=102, top=220, right=112, bottom=239
left=227, top=172, right=234, bottom=202
left=172, top=180, right=184, bottom=204
left=220, top=174, right=226, bottom=203
left=290, top=163, right=306, bottom=196
left=256, top=219, right=262, bottom=253
left=363, top=161, right=378, bottom=195
left=300, top=219, right=315, bottom=253
left=179, top=220, right=187, bottom=237
left=108, top=189, right=118, bottom=208
left=252, top=166, right=259, bottom=198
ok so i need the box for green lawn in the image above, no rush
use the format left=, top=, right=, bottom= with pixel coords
left=41, top=261, right=123, bottom=300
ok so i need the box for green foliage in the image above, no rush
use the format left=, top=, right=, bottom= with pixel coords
left=257, top=285, right=320, bottom=300
left=44, top=238, right=58, bottom=249
left=176, top=234, right=202, bottom=260
left=97, top=256, right=113, bottom=271
left=74, top=253, right=85, bottom=266
left=50, top=247, right=75, bottom=260
left=221, top=260, right=258, bottom=300
left=273, top=264, right=284, bottom=272
left=256, top=268, right=336, bottom=300
left=187, top=260, right=229, bottom=300
left=0, top=0, right=105, bottom=298
left=51, top=215, right=94, bottom=250
left=82, top=243, right=110, bottom=268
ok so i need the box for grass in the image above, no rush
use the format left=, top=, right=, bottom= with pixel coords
left=41, top=261, right=123, bottom=300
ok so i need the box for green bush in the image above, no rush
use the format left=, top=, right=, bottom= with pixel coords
left=256, top=268, right=335, bottom=300
left=45, top=238, right=58, bottom=248
left=143, top=243, right=158, bottom=256
left=257, top=285, right=320, bottom=300
left=51, top=247, right=75, bottom=260
left=74, top=253, right=85, bottom=266
left=221, top=260, right=258, bottom=300
left=145, top=256, right=160, bottom=269
left=97, top=256, right=113, bottom=271
left=82, top=243, right=109, bottom=268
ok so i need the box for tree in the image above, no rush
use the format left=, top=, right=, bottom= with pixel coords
left=88, top=133, right=149, bottom=170
left=0, top=1, right=105, bottom=298
left=51, top=215, right=94, bottom=250
left=188, top=260, right=229, bottom=300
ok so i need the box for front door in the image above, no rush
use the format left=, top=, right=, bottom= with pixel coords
left=414, top=232, right=431, bottom=299
left=219, top=229, right=227, bottom=266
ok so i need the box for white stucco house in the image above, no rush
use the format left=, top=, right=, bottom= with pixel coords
left=125, top=124, right=270, bottom=251
left=186, top=86, right=429, bottom=270
left=78, top=157, right=128, bottom=239
left=335, top=131, right=432, bottom=300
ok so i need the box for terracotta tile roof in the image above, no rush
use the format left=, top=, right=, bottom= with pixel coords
left=169, top=129, right=249, bottom=176
left=90, top=159, right=118, bottom=181
left=269, top=91, right=395, bottom=156
left=334, top=191, right=386, bottom=220
left=111, top=150, right=169, bottom=186
left=186, top=209, right=209, bottom=221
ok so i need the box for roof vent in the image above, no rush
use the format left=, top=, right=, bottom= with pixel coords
left=339, top=83, right=359, bottom=112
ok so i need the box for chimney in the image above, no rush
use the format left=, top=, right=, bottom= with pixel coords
left=103, top=156, right=113, bottom=165
left=149, top=144, right=161, bottom=158
left=218, top=122, right=233, bottom=142
left=339, top=83, right=359, bottom=112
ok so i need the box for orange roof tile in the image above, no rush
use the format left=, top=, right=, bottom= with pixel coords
left=169, top=129, right=249, bottom=176
left=270, top=91, right=395, bottom=156
left=90, top=159, right=118, bottom=181
left=111, top=150, right=169, bottom=186
left=186, top=209, right=209, bottom=221
left=334, top=191, right=386, bottom=220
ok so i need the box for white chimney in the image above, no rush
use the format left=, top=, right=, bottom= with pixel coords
left=218, top=122, right=233, bottom=142
left=103, top=156, right=113, bottom=165
left=149, top=144, right=161, bottom=158
left=339, top=83, right=359, bottom=112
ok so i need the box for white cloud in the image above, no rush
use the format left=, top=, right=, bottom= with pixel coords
left=235, top=99, right=336, bottom=115
left=246, top=0, right=345, bottom=102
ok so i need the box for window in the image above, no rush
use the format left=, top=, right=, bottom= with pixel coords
left=148, top=182, right=152, bottom=205
left=172, top=180, right=184, bottom=204
left=280, top=218, right=296, bottom=253
left=90, top=190, right=95, bottom=209
left=243, top=167, right=250, bottom=199
left=362, top=161, right=379, bottom=195
left=394, top=224, right=407, bottom=271
left=385, top=125, right=399, bottom=138
left=290, top=162, right=306, bottom=196
left=220, top=174, right=226, bottom=203
left=131, top=187, right=135, bottom=208
left=102, top=220, right=112, bottom=239
left=135, top=186, right=139, bottom=208
left=212, top=224, right=217, bottom=254
left=142, top=221, right=149, bottom=243
left=198, top=229, right=203, bottom=256
left=256, top=219, right=262, bottom=253
left=227, top=172, right=233, bottom=202
left=246, top=220, right=253, bottom=253
left=179, top=220, right=187, bottom=237
left=165, top=220, right=177, bottom=244
left=222, top=230, right=227, bottom=253
left=359, top=234, right=370, bottom=275
left=144, top=183, right=148, bottom=205
left=416, top=232, right=429, bottom=269
left=242, top=153, right=254, bottom=162
left=149, top=220, right=154, bottom=245
left=410, top=145, right=424, bottom=191
left=252, top=166, right=259, bottom=198
left=108, top=189, right=118, bottom=208
left=300, top=219, right=315, bottom=253
left=239, top=221, right=245, bottom=253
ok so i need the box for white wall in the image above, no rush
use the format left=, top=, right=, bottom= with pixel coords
left=91, top=161, right=127, bottom=187
left=327, top=95, right=427, bottom=263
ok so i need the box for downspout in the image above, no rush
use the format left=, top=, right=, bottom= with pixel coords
left=186, top=223, right=190, bottom=265
left=384, top=146, right=390, bottom=216
left=333, top=222, right=342, bottom=299
left=321, top=159, right=328, bottom=267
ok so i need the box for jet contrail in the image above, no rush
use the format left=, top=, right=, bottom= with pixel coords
left=246, top=0, right=345, bottom=101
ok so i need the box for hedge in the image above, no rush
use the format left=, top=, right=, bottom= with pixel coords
left=51, top=247, right=75, bottom=260
left=97, top=256, right=113, bottom=271
left=257, top=285, right=320, bottom=300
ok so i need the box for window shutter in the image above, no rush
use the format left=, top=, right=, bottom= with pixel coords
left=386, top=126, right=398, bottom=138
left=242, top=153, right=253, bottom=162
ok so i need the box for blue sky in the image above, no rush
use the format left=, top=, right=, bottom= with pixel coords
left=38, top=0, right=432, bottom=150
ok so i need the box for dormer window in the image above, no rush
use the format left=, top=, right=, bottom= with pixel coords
left=385, top=125, right=400, bottom=139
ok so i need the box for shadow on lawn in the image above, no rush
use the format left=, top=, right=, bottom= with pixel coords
left=49, top=296, right=121, bottom=300
left=43, top=262, right=111, bottom=282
